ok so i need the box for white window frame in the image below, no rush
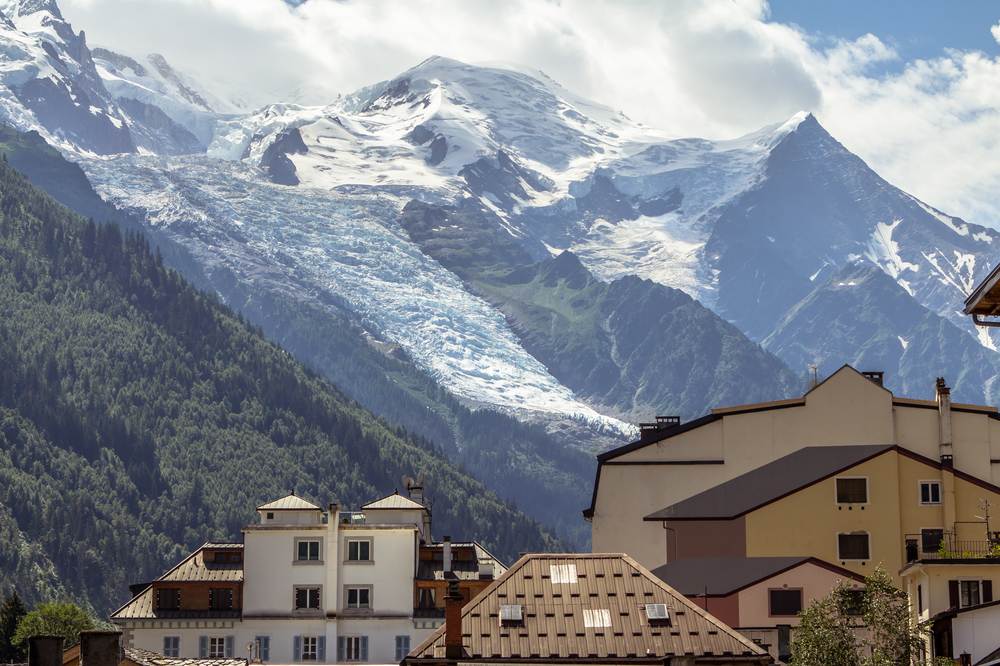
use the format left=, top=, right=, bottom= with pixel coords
left=834, top=476, right=869, bottom=505
left=294, top=538, right=322, bottom=563
left=959, top=579, right=983, bottom=608
left=163, top=637, right=180, bottom=658
left=346, top=538, right=373, bottom=563
left=345, top=585, right=372, bottom=609
left=294, top=585, right=322, bottom=611
left=301, top=636, right=319, bottom=662
left=341, top=636, right=368, bottom=662
left=919, top=480, right=942, bottom=505
left=837, top=531, right=871, bottom=561
left=208, top=637, right=227, bottom=659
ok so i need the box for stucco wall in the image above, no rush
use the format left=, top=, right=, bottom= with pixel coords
left=736, top=563, right=862, bottom=628
left=244, top=527, right=330, bottom=615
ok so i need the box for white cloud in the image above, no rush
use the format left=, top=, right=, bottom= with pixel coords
left=58, top=0, right=1000, bottom=228
left=992, top=21, right=1000, bottom=45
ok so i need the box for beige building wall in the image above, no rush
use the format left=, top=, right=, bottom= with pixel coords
left=736, top=563, right=863, bottom=628
left=590, top=366, right=1000, bottom=570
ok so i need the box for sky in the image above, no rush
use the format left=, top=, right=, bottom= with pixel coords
left=59, top=0, right=1000, bottom=228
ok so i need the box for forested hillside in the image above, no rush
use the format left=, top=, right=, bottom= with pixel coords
left=0, top=157, right=559, bottom=614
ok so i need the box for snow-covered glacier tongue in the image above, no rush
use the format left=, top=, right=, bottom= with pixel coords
left=79, top=152, right=634, bottom=439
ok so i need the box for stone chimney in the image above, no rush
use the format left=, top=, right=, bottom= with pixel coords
left=444, top=580, right=464, bottom=660
left=442, top=536, right=452, bottom=573
left=936, top=377, right=957, bottom=533
left=28, top=636, right=62, bottom=666
left=80, top=631, right=122, bottom=666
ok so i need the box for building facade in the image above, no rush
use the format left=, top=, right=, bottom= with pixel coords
left=111, top=491, right=504, bottom=664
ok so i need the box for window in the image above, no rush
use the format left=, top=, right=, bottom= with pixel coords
left=347, top=539, right=372, bottom=562
left=417, top=587, right=436, bottom=609
left=301, top=636, right=318, bottom=661
left=838, top=532, right=870, bottom=560
left=499, top=604, right=523, bottom=625
left=209, top=588, right=233, bottom=610
left=296, top=539, right=321, bottom=562
left=394, top=636, right=411, bottom=661
left=836, top=477, right=868, bottom=504
left=840, top=588, right=865, bottom=616
left=549, top=564, right=578, bottom=584
left=346, top=586, right=371, bottom=609
left=266, top=512, right=274, bottom=520
left=921, top=528, right=944, bottom=553
left=769, top=589, right=803, bottom=616
left=163, top=637, right=179, bottom=658
left=209, top=637, right=227, bottom=659
left=917, top=585, right=923, bottom=612
left=919, top=481, right=942, bottom=505
left=644, top=603, right=670, bottom=625
left=960, top=580, right=982, bottom=608
left=337, top=636, right=368, bottom=662
left=582, top=608, right=612, bottom=628
left=294, top=586, right=321, bottom=610
left=157, top=588, right=180, bottom=610
left=255, top=636, right=270, bottom=663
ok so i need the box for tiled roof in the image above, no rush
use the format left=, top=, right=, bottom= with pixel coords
left=404, top=553, right=769, bottom=663
left=645, top=444, right=894, bottom=521
left=652, top=557, right=862, bottom=596
left=417, top=542, right=507, bottom=581
left=256, top=494, right=321, bottom=511
left=362, top=492, right=425, bottom=510
left=126, top=647, right=246, bottom=666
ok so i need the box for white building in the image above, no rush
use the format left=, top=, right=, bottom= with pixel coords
left=111, top=490, right=503, bottom=665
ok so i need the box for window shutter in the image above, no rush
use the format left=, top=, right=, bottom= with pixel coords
left=949, top=580, right=960, bottom=608
left=209, top=589, right=214, bottom=608
left=983, top=580, right=994, bottom=603
left=163, top=638, right=170, bottom=655
left=337, top=637, right=345, bottom=662
left=317, top=637, right=326, bottom=662
left=294, top=636, right=302, bottom=662
left=225, top=636, right=234, bottom=658
left=296, top=588, right=306, bottom=609
left=360, top=637, right=368, bottom=662
left=199, top=636, right=208, bottom=658
left=256, top=637, right=270, bottom=662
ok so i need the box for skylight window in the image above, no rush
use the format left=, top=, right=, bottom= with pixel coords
left=550, top=564, right=578, bottom=584
left=644, top=603, right=670, bottom=624
left=499, top=604, right=523, bottom=625
left=583, top=608, right=611, bottom=628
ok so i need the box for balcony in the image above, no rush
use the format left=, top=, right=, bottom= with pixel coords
left=905, top=531, right=1000, bottom=563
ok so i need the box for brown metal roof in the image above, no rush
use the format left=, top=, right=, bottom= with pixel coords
left=652, top=557, right=863, bottom=597
left=644, top=445, right=894, bottom=521
left=404, top=553, right=769, bottom=664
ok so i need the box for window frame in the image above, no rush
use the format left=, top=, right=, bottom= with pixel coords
left=208, top=637, right=227, bottom=659
left=918, top=480, right=942, bottom=505
left=345, top=585, right=373, bottom=610
left=293, top=585, right=322, bottom=611
left=394, top=635, right=411, bottom=662
left=837, top=531, right=871, bottom=561
left=301, top=636, right=319, bottom=662
left=294, top=537, right=323, bottom=564
left=156, top=587, right=181, bottom=611
left=340, top=636, right=368, bottom=662
left=345, top=537, right=374, bottom=563
left=767, top=588, right=804, bottom=617
left=959, top=579, right=982, bottom=608
left=163, top=637, right=180, bottom=658
left=208, top=587, right=234, bottom=611
left=919, top=527, right=945, bottom=554
left=834, top=476, right=869, bottom=505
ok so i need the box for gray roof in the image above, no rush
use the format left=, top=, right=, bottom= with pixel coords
left=645, top=444, right=894, bottom=521
left=126, top=647, right=246, bottom=666
left=362, top=492, right=425, bottom=510
left=652, top=557, right=862, bottom=596
left=257, top=494, right=321, bottom=511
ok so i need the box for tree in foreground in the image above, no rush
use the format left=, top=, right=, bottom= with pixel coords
left=791, top=566, right=936, bottom=666
left=12, top=602, right=95, bottom=648
left=0, top=590, right=28, bottom=661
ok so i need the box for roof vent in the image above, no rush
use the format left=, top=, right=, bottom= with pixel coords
left=499, top=604, right=523, bottom=626
left=862, top=371, right=884, bottom=386
left=638, top=416, right=681, bottom=443
left=644, top=603, right=670, bottom=625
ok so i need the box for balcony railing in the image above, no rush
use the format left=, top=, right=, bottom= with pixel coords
left=905, top=531, right=1000, bottom=562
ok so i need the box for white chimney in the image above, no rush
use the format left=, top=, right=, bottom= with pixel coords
left=936, top=377, right=953, bottom=463
left=442, top=536, right=452, bottom=573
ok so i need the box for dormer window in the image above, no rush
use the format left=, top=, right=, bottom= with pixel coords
left=644, top=603, right=670, bottom=625
left=836, top=477, right=868, bottom=504
left=156, top=588, right=180, bottom=610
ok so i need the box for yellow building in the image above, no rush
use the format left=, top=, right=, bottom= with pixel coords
left=587, top=365, right=1000, bottom=572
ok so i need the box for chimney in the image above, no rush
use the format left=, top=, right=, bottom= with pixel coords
left=407, top=480, right=424, bottom=505
left=638, top=416, right=681, bottom=443
left=442, top=536, right=452, bottom=573
left=444, top=580, right=464, bottom=660
left=862, top=371, right=884, bottom=387
left=80, top=631, right=122, bottom=666
left=936, top=377, right=957, bottom=534
left=28, top=636, right=62, bottom=666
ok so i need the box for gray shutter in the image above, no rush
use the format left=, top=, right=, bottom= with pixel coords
left=225, top=636, right=234, bottom=658
left=360, top=637, right=368, bottom=662
left=199, top=637, right=208, bottom=658
left=337, top=637, right=345, bottom=662
left=256, top=637, right=270, bottom=662
left=317, top=637, right=326, bottom=662
left=294, top=636, right=302, bottom=662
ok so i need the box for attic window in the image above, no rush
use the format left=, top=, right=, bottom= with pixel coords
left=583, top=609, right=612, bottom=628
left=499, top=604, right=523, bottom=626
left=550, top=564, right=578, bottom=584
left=644, top=604, right=670, bottom=625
